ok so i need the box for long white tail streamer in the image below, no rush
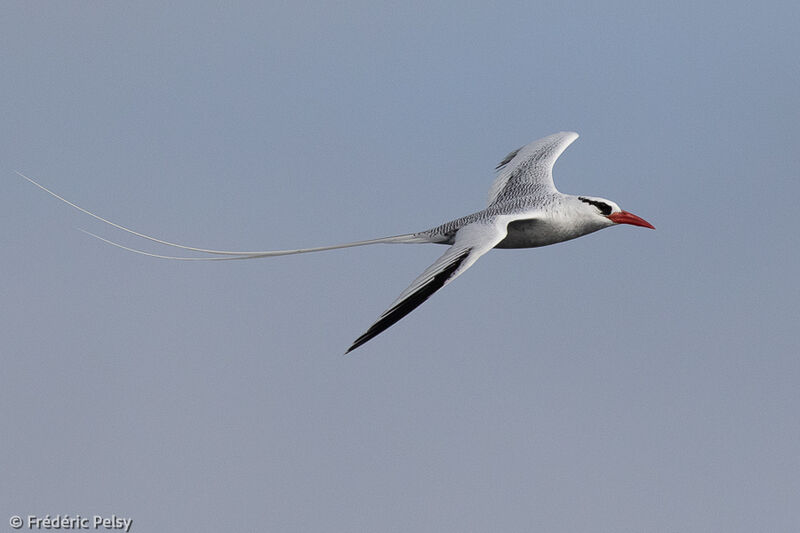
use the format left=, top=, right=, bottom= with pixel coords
left=16, top=171, right=425, bottom=261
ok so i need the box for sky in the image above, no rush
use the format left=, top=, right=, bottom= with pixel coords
left=1, top=2, right=799, bottom=532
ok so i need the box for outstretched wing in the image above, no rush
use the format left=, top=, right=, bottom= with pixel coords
left=346, top=221, right=507, bottom=353
left=487, top=131, right=579, bottom=206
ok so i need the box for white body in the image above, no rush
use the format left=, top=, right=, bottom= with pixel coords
left=18, top=132, right=653, bottom=353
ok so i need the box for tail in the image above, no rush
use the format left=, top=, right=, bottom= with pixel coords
left=15, top=171, right=431, bottom=261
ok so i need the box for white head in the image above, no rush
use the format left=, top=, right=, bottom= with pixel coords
left=575, top=195, right=655, bottom=230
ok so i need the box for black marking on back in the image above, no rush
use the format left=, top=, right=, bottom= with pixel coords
left=346, top=248, right=472, bottom=353
left=579, top=197, right=612, bottom=215
left=495, top=147, right=522, bottom=170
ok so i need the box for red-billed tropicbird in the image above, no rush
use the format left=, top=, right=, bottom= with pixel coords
left=17, top=132, right=654, bottom=353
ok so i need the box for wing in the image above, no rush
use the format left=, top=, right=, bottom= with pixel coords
left=346, top=221, right=507, bottom=353
left=487, top=131, right=579, bottom=206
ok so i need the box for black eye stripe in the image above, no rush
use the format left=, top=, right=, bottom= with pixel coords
left=579, top=197, right=612, bottom=215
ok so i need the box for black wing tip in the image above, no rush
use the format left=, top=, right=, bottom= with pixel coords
left=344, top=340, right=361, bottom=355
left=345, top=327, right=381, bottom=354
left=343, top=248, right=473, bottom=354
left=495, top=147, right=522, bottom=171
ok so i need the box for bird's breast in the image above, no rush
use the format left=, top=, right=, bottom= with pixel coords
left=495, top=217, right=600, bottom=249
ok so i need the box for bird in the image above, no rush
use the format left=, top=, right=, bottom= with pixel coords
left=17, top=131, right=654, bottom=353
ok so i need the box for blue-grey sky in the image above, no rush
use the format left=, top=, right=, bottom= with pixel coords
left=2, top=2, right=799, bottom=532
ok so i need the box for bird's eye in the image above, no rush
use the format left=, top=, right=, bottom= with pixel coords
left=579, top=197, right=612, bottom=215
